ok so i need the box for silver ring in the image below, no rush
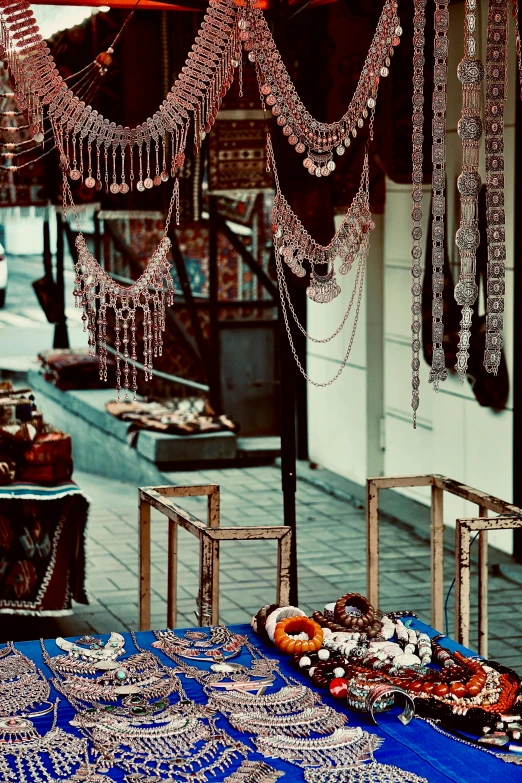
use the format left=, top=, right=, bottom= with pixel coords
left=365, top=683, right=415, bottom=725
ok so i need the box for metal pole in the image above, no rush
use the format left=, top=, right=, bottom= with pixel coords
left=53, top=211, right=69, bottom=349
left=208, top=196, right=222, bottom=413
left=270, top=0, right=298, bottom=604
left=278, top=282, right=299, bottom=605
left=42, top=216, right=52, bottom=280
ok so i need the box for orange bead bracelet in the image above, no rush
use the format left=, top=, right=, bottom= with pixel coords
left=273, top=616, right=324, bottom=655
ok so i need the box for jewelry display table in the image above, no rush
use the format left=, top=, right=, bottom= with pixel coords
left=0, top=481, right=88, bottom=615
left=7, top=618, right=521, bottom=783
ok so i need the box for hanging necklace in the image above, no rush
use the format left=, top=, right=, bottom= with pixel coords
left=0, top=642, right=52, bottom=718
left=0, top=1, right=139, bottom=175
left=454, top=0, right=484, bottom=382
left=267, top=130, right=374, bottom=387
left=483, top=0, right=509, bottom=375
left=429, top=0, right=451, bottom=390
left=411, top=0, right=451, bottom=426
left=248, top=0, right=401, bottom=176
left=303, top=762, right=429, bottom=783
left=410, top=0, right=427, bottom=427
left=0, top=0, right=242, bottom=191
left=57, top=139, right=176, bottom=399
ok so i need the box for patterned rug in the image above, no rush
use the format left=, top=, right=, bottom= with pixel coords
left=0, top=482, right=88, bottom=616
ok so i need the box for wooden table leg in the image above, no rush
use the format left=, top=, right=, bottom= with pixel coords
left=478, top=505, right=488, bottom=658
left=366, top=479, right=380, bottom=611
left=430, top=485, right=444, bottom=632
left=167, top=519, right=178, bottom=630
left=139, top=497, right=151, bottom=632
left=455, top=521, right=471, bottom=648
left=200, top=531, right=218, bottom=627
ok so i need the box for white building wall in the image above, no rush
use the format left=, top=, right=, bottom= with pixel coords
left=308, top=0, right=516, bottom=554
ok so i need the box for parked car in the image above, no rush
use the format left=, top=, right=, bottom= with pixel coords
left=0, top=242, right=6, bottom=308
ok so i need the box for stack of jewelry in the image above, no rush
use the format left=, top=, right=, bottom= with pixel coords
left=43, top=639, right=181, bottom=705
left=155, top=626, right=384, bottom=772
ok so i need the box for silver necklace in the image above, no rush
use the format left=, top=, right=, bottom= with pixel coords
left=255, top=727, right=382, bottom=768
left=304, top=761, right=429, bottom=783
left=454, top=0, right=484, bottom=381
left=55, top=632, right=126, bottom=662
left=0, top=702, right=88, bottom=783
left=0, top=642, right=52, bottom=718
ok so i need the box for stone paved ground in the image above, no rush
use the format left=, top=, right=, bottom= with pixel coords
left=3, top=465, right=522, bottom=669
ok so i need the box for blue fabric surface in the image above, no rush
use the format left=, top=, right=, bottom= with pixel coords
left=8, top=619, right=521, bottom=783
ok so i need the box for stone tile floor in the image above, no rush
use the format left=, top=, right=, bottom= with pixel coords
left=2, top=465, right=522, bottom=669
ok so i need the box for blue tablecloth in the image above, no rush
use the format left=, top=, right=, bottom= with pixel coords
left=11, top=619, right=522, bottom=782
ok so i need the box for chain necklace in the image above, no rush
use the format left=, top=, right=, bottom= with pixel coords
left=0, top=0, right=241, bottom=192
left=267, top=131, right=374, bottom=387
left=249, top=0, right=401, bottom=176
left=422, top=718, right=522, bottom=765
left=484, top=0, right=509, bottom=375
left=0, top=642, right=52, bottom=718
left=454, top=0, right=484, bottom=382
left=410, top=0, right=427, bottom=427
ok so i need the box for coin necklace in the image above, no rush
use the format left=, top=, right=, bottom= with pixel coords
left=248, top=0, right=401, bottom=176
left=0, top=0, right=242, bottom=191
left=483, top=0, right=509, bottom=375
left=454, top=0, right=484, bottom=382
left=254, top=727, right=383, bottom=768
left=0, top=1, right=139, bottom=175
left=0, top=642, right=53, bottom=718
